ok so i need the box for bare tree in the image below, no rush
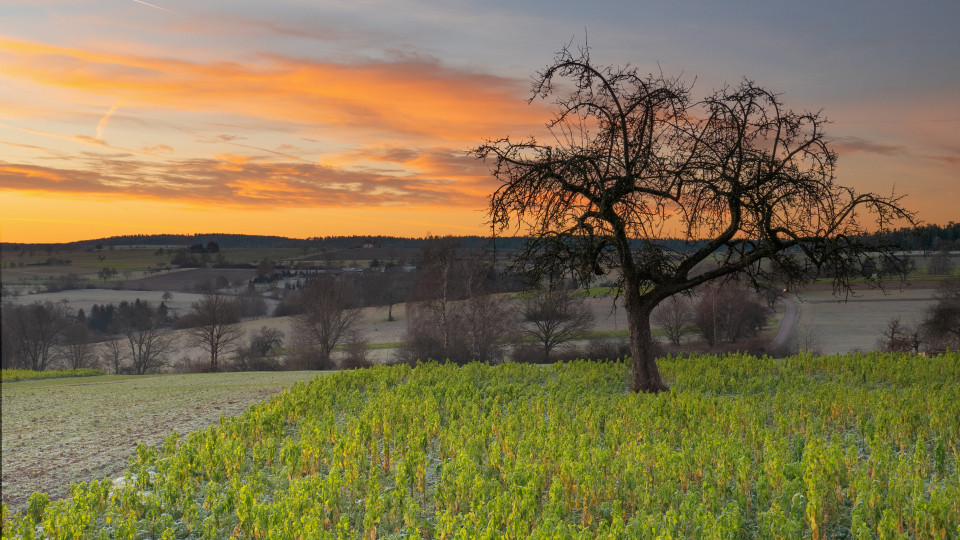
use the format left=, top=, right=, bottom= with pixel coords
left=922, top=277, right=960, bottom=350
left=653, top=295, right=694, bottom=346
left=187, top=293, right=243, bottom=371
left=694, top=281, right=768, bottom=347
left=117, top=300, right=172, bottom=375
left=476, top=44, right=914, bottom=392
left=100, top=339, right=128, bottom=375
left=341, top=330, right=372, bottom=369
left=60, top=322, right=94, bottom=369
left=877, top=317, right=923, bottom=354
left=458, top=272, right=516, bottom=364
left=294, top=275, right=362, bottom=370
left=249, top=326, right=284, bottom=357
left=928, top=248, right=951, bottom=276
left=123, top=324, right=172, bottom=375
left=360, top=266, right=411, bottom=322
left=408, top=237, right=468, bottom=354
left=520, top=288, right=594, bottom=363
left=2, top=302, right=68, bottom=370
left=97, top=267, right=118, bottom=283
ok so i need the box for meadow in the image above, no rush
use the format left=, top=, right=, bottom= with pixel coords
left=3, top=353, right=958, bottom=538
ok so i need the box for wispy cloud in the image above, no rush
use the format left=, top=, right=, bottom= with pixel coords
left=0, top=152, right=484, bottom=209
left=0, top=37, right=545, bottom=145
left=832, top=136, right=906, bottom=157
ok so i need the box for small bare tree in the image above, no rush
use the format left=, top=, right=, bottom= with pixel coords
left=694, top=282, right=768, bottom=347
left=100, top=339, right=128, bottom=375
left=520, top=287, right=594, bottom=363
left=922, top=277, right=960, bottom=350
left=117, top=300, right=172, bottom=375
left=294, top=275, right=362, bottom=370
left=928, top=248, right=951, bottom=276
left=459, top=272, right=516, bottom=364
left=249, top=326, right=284, bottom=357
left=187, top=293, right=243, bottom=371
left=123, top=324, right=172, bottom=375
left=878, top=317, right=923, bottom=354
left=341, top=330, right=372, bottom=369
left=60, top=322, right=94, bottom=369
left=3, top=302, right=68, bottom=371
left=653, top=295, right=694, bottom=346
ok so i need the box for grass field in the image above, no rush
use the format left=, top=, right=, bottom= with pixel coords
left=3, top=354, right=958, bottom=537
left=0, top=246, right=304, bottom=294
left=0, top=371, right=320, bottom=512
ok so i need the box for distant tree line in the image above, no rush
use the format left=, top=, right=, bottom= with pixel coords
left=869, top=222, right=960, bottom=252
left=4, top=223, right=958, bottom=255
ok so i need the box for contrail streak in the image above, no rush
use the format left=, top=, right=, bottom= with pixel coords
left=96, top=102, right=122, bottom=141
left=132, top=0, right=174, bottom=13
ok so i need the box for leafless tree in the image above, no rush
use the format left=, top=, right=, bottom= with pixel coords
left=877, top=317, right=923, bottom=354
left=60, top=322, right=94, bottom=369
left=694, top=281, right=769, bottom=347
left=2, top=302, right=68, bottom=370
left=123, top=324, right=172, bottom=375
left=520, top=287, right=594, bottom=363
left=341, top=330, right=372, bottom=369
left=187, top=293, right=243, bottom=371
left=235, top=287, right=268, bottom=318
left=117, top=300, right=172, bottom=375
left=928, top=248, right=951, bottom=276
left=100, top=338, right=128, bottom=375
left=922, top=277, right=960, bottom=350
left=476, top=44, right=915, bottom=392
left=653, top=295, right=694, bottom=346
left=458, top=273, right=516, bottom=364
left=407, top=237, right=468, bottom=354
left=294, top=275, right=362, bottom=370
left=249, top=326, right=284, bottom=357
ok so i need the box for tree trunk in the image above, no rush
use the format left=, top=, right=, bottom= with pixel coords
left=625, top=292, right=668, bottom=393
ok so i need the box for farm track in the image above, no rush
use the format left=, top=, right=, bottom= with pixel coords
left=769, top=297, right=798, bottom=352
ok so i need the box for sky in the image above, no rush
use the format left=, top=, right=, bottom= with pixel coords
left=1, top=0, right=957, bottom=243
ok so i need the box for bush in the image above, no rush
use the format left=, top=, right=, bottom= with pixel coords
left=578, top=338, right=631, bottom=361
left=339, top=331, right=372, bottom=369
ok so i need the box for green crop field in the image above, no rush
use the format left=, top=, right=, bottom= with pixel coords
left=3, top=354, right=959, bottom=538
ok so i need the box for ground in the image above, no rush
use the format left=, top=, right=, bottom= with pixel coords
left=0, top=371, right=319, bottom=511
left=793, top=283, right=938, bottom=353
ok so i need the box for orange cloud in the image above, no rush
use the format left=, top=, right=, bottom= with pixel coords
left=0, top=154, right=484, bottom=209
left=0, top=37, right=547, bottom=145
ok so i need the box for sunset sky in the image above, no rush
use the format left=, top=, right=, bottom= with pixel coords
left=1, top=1, right=957, bottom=243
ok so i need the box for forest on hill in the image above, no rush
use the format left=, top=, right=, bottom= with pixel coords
left=2, top=222, right=957, bottom=254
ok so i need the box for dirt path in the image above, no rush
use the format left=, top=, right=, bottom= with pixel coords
left=769, top=297, right=798, bottom=353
